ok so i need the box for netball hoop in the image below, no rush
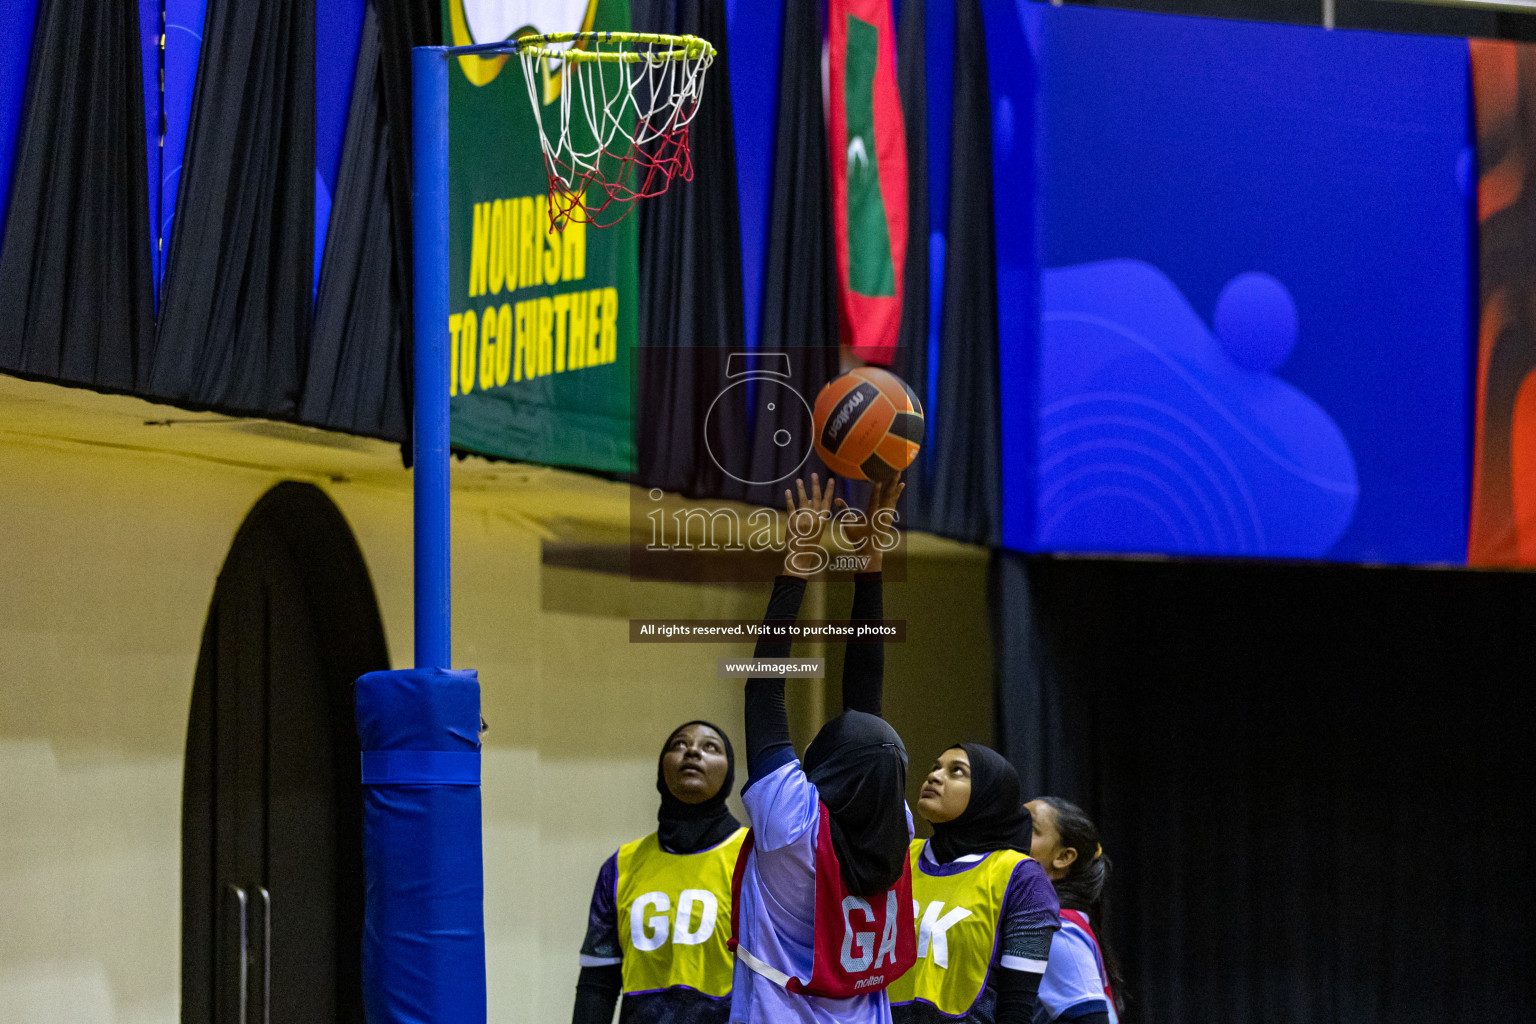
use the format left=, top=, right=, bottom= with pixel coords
left=510, top=31, right=716, bottom=228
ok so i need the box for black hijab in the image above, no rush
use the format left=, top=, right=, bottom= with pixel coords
left=656, top=720, right=741, bottom=853
left=926, top=742, right=1033, bottom=864
left=803, top=710, right=910, bottom=898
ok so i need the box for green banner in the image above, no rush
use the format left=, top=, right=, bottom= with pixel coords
left=443, top=0, right=636, bottom=472
left=842, top=14, right=896, bottom=299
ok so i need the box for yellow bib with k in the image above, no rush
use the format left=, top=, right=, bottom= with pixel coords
left=615, top=827, right=747, bottom=998
left=886, top=840, right=1030, bottom=1015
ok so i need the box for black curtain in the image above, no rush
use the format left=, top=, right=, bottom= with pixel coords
left=369, top=0, right=440, bottom=458
left=1336, top=0, right=1494, bottom=34
left=922, top=0, right=1001, bottom=545
left=746, top=0, right=841, bottom=506
left=148, top=0, right=315, bottom=415
left=996, top=555, right=1536, bottom=1024
left=989, top=551, right=1087, bottom=800
left=894, top=0, right=931, bottom=532
left=0, top=0, right=155, bottom=391
left=632, top=0, right=753, bottom=499
left=303, top=4, right=409, bottom=442
left=0, top=0, right=434, bottom=447
left=632, top=0, right=745, bottom=358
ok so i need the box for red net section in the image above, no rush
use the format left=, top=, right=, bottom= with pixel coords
left=515, top=32, right=715, bottom=229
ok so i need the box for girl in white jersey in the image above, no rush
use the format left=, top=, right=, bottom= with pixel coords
left=729, top=476, right=917, bottom=1024
left=1025, top=798, right=1125, bottom=1024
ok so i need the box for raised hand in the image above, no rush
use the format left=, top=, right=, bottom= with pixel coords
left=833, top=476, right=905, bottom=573
left=783, top=473, right=837, bottom=578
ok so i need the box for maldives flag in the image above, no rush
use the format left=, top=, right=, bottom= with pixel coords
left=828, top=0, right=908, bottom=366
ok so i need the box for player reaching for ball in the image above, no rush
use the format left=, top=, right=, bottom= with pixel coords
left=572, top=721, right=748, bottom=1024
left=728, top=474, right=916, bottom=1024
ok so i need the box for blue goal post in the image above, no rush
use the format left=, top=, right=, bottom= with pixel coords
left=352, top=45, right=485, bottom=1024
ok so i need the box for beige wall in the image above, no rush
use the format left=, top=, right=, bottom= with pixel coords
left=0, top=376, right=991, bottom=1024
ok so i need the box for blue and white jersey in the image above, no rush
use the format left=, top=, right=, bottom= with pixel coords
left=729, top=759, right=914, bottom=1024
left=1034, top=914, right=1116, bottom=1024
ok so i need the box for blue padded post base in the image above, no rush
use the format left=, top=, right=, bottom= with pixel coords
left=357, top=667, right=485, bottom=1024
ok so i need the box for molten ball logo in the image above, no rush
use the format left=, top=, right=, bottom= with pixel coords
left=825, top=390, right=866, bottom=443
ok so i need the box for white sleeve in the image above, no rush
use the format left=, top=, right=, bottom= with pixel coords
left=741, top=759, right=820, bottom=852
left=1038, top=926, right=1109, bottom=1019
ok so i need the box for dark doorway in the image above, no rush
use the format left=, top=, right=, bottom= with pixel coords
left=183, top=482, right=389, bottom=1024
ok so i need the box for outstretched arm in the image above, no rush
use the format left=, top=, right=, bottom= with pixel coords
left=836, top=480, right=903, bottom=717
left=744, top=477, right=834, bottom=788
left=840, top=571, right=884, bottom=716
left=744, top=576, right=806, bottom=786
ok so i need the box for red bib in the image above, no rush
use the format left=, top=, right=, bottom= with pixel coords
left=730, top=802, right=916, bottom=998
left=1060, top=909, right=1116, bottom=1008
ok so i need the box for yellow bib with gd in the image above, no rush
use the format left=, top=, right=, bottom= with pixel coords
left=615, top=827, right=747, bottom=998
left=886, top=840, right=1030, bottom=1016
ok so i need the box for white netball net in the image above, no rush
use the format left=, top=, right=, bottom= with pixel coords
left=514, top=32, right=716, bottom=228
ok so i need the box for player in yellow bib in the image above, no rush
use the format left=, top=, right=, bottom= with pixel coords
left=889, top=744, right=1061, bottom=1024
left=573, top=721, right=747, bottom=1024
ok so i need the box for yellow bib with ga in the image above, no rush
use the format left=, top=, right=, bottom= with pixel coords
left=615, top=827, right=747, bottom=998
left=886, top=839, right=1031, bottom=1016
